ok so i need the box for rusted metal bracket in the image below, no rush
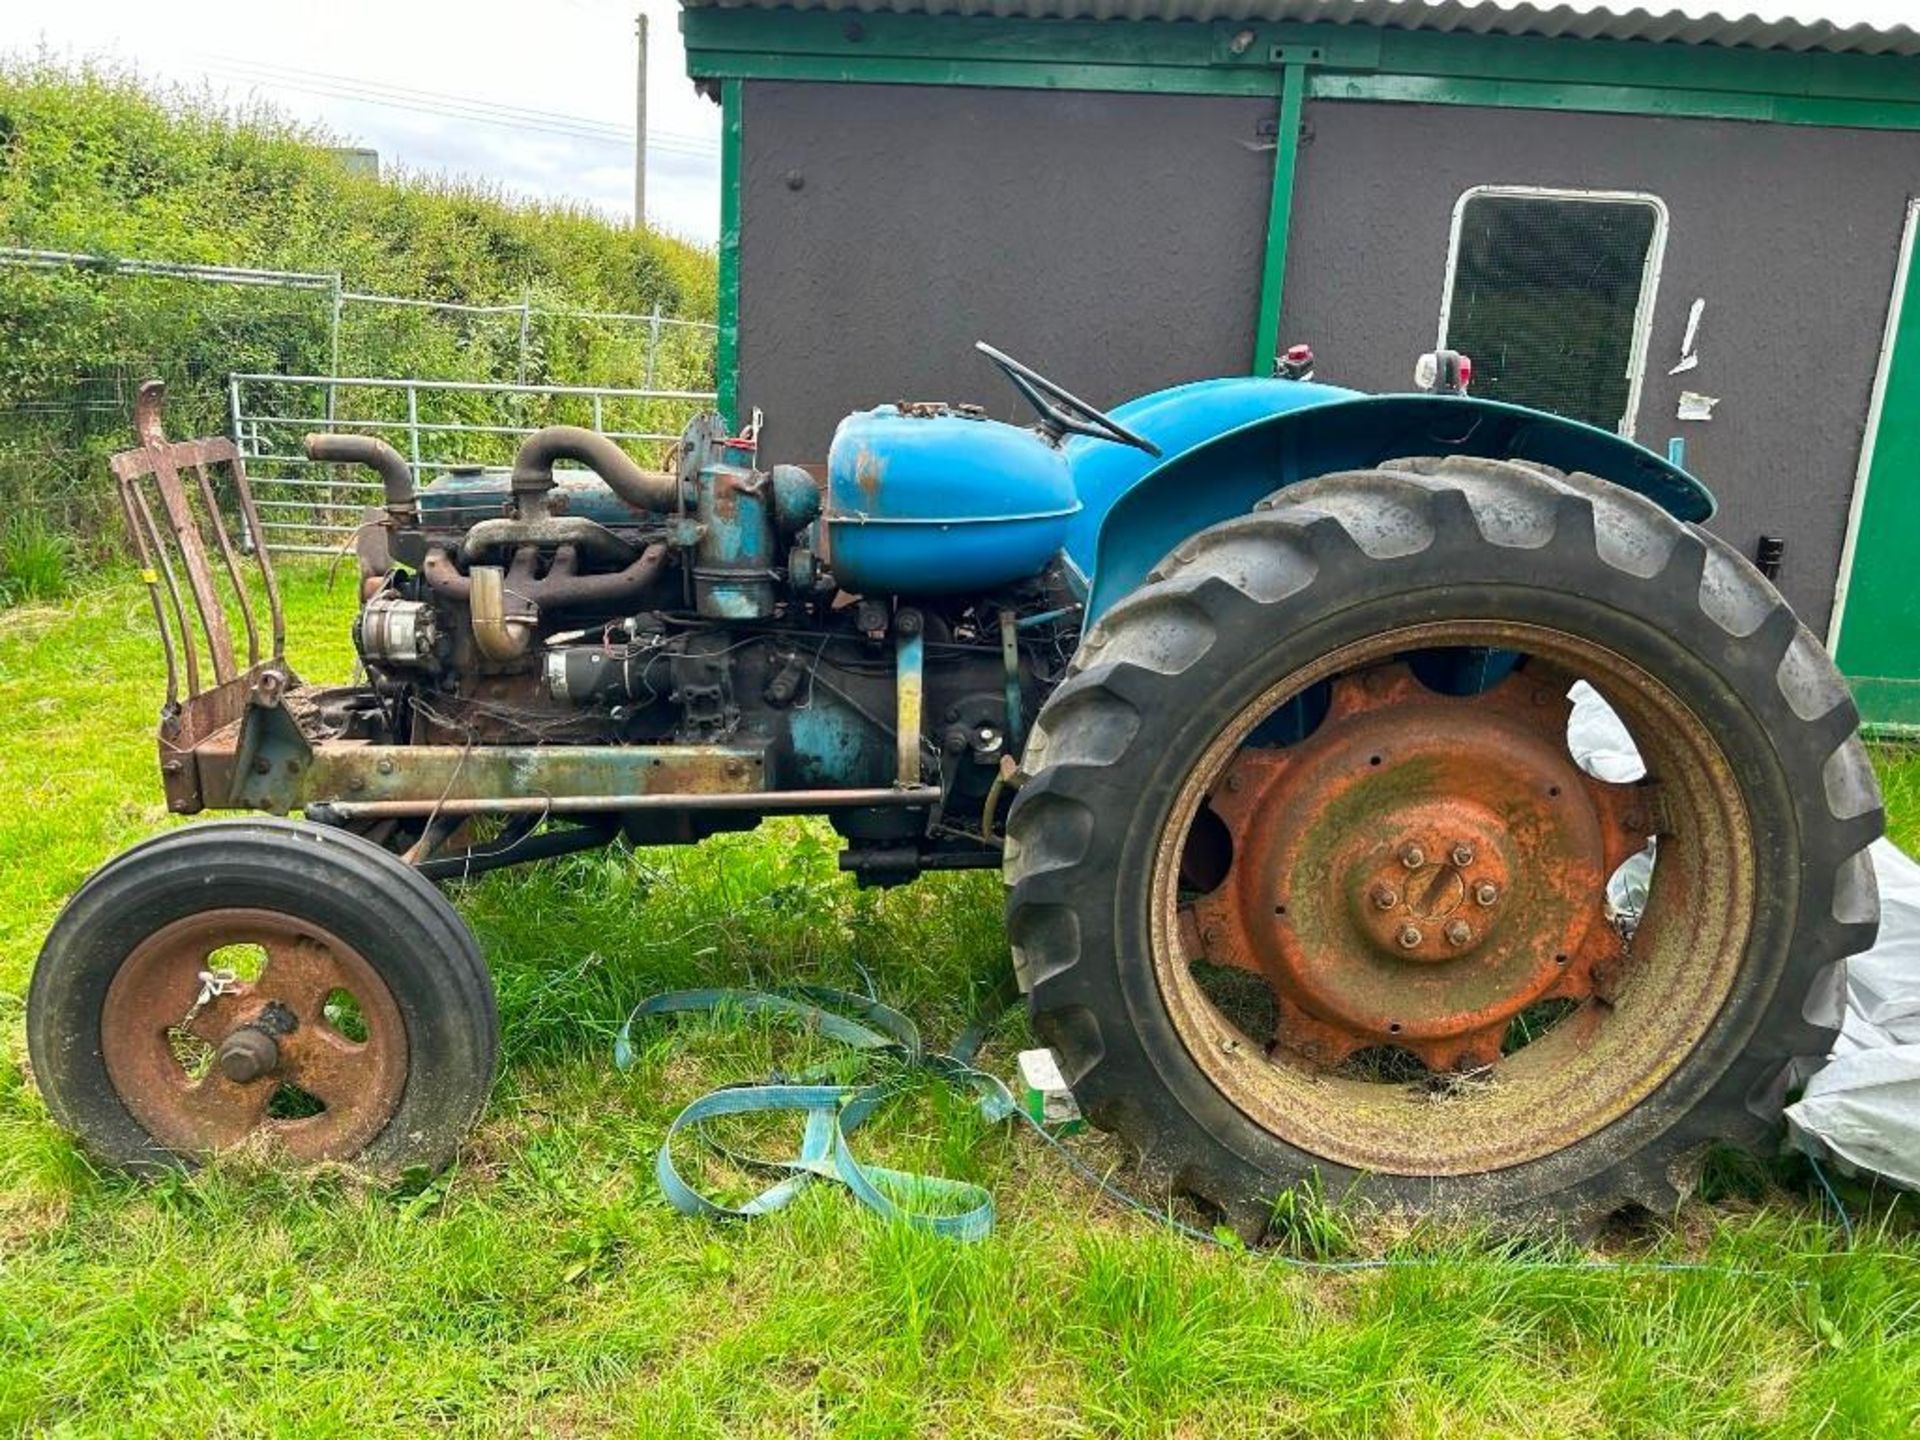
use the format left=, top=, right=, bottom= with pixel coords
left=895, top=610, right=926, bottom=786
left=111, top=380, right=287, bottom=802
left=223, top=669, right=315, bottom=811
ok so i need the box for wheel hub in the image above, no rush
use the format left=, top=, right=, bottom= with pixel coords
left=1347, top=809, right=1513, bottom=964
left=1188, top=662, right=1648, bottom=1072
left=215, top=1026, right=281, bottom=1084
left=100, top=908, right=409, bottom=1162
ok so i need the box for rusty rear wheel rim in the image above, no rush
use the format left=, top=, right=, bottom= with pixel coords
left=1151, top=620, right=1754, bottom=1177
left=101, top=908, right=409, bottom=1163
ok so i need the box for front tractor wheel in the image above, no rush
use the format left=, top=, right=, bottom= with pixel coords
left=1006, top=457, right=1882, bottom=1225
left=28, top=820, right=497, bottom=1176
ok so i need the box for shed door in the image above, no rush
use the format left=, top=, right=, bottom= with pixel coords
left=1829, top=198, right=1920, bottom=729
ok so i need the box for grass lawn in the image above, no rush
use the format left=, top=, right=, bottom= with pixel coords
left=2, top=566, right=1917, bottom=1437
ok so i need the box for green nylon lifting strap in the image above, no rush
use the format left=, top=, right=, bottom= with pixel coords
left=612, top=983, right=1844, bottom=1274
left=614, top=985, right=1018, bottom=1242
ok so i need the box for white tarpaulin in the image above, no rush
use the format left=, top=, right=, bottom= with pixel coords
left=1567, top=683, right=1920, bottom=1189
left=1784, top=839, right=1920, bottom=1189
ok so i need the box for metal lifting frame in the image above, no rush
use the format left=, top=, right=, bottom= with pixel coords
left=110, top=380, right=285, bottom=712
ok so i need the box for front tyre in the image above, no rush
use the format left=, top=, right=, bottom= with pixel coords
left=28, top=819, right=497, bottom=1176
left=1005, top=457, right=1881, bottom=1224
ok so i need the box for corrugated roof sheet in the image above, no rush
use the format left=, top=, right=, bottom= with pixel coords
left=681, top=1, right=1920, bottom=58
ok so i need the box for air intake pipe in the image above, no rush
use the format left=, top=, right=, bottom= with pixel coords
left=510, top=426, right=681, bottom=515
left=303, top=433, right=417, bottom=526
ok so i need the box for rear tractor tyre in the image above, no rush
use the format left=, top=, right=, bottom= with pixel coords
left=1005, top=456, right=1881, bottom=1226
left=28, top=819, right=497, bottom=1176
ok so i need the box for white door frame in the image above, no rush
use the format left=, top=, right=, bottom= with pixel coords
left=1437, top=184, right=1670, bottom=439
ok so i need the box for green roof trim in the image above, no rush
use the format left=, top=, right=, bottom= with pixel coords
left=681, top=11, right=1920, bottom=126
left=1311, top=73, right=1920, bottom=131
left=679, top=2, right=1920, bottom=62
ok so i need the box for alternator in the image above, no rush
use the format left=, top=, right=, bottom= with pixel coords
left=354, top=595, right=440, bottom=669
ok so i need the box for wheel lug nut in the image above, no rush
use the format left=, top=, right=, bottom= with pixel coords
left=1474, top=882, right=1500, bottom=907
left=216, top=1027, right=280, bottom=1084
left=1371, top=884, right=1399, bottom=910
left=1445, top=920, right=1473, bottom=947
left=1397, top=924, right=1423, bottom=949
left=1451, top=844, right=1474, bottom=867
left=1400, top=845, right=1425, bottom=869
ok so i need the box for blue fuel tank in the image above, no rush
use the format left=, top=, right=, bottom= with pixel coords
left=823, top=405, right=1078, bottom=596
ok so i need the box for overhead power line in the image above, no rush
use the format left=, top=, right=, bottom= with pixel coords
left=207, top=66, right=715, bottom=157
left=200, top=55, right=719, bottom=159
left=209, top=54, right=719, bottom=153
left=214, top=54, right=719, bottom=152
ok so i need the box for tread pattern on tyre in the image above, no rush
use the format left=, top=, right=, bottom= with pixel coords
left=1006, top=457, right=1882, bottom=1224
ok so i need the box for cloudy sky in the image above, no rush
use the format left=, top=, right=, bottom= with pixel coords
left=4, top=0, right=1917, bottom=253
left=0, top=0, right=721, bottom=245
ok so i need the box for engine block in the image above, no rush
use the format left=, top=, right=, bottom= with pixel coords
left=242, top=405, right=1077, bottom=882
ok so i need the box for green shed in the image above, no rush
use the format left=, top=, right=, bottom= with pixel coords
left=680, top=0, right=1920, bottom=728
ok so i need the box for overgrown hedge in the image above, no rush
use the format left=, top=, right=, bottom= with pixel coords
left=0, top=59, right=717, bottom=581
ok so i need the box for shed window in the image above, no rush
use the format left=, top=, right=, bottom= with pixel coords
left=1440, top=187, right=1667, bottom=436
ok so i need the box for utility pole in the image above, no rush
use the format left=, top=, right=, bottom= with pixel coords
left=634, top=11, right=649, bottom=228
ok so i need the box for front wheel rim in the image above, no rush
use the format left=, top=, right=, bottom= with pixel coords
left=100, top=908, right=410, bottom=1162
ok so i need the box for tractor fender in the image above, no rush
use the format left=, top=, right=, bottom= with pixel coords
left=1078, top=391, right=1713, bottom=622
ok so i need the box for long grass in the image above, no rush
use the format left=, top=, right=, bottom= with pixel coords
left=1, top=569, right=1917, bottom=1437
left=0, top=515, right=73, bottom=605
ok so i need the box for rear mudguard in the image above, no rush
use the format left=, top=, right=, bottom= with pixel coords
left=1069, top=384, right=1712, bottom=623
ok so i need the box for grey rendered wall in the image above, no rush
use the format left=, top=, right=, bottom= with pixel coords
left=1280, top=101, right=1920, bottom=632
left=735, top=81, right=1275, bottom=461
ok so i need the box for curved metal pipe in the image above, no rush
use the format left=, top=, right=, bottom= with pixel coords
left=535, top=541, right=669, bottom=608
left=304, top=434, right=416, bottom=524
left=421, top=546, right=470, bottom=599
left=460, top=515, right=638, bottom=568
left=510, top=426, right=680, bottom=514
left=421, top=541, right=667, bottom=611
left=469, top=545, right=541, bottom=662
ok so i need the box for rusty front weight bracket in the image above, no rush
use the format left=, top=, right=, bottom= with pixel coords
left=110, top=380, right=294, bottom=813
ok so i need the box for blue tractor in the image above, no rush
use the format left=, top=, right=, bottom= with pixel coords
left=28, top=344, right=1881, bottom=1226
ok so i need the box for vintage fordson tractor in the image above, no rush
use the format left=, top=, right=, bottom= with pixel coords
left=26, top=343, right=1881, bottom=1225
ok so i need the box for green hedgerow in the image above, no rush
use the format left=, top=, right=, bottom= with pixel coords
left=0, top=55, right=717, bottom=564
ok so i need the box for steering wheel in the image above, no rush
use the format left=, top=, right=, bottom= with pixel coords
left=976, top=342, right=1162, bottom=458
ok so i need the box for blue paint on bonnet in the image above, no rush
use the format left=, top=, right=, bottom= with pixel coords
left=1061, top=375, right=1361, bottom=580
left=824, top=404, right=1078, bottom=596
